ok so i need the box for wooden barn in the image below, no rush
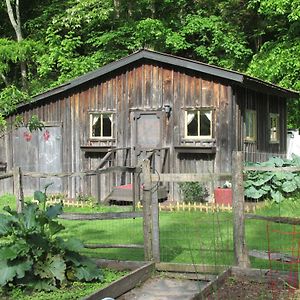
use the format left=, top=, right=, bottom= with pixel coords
left=0, top=49, right=298, bottom=200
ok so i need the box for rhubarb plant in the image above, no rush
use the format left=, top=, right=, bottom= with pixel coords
left=244, top=155, right=300, bottom=203
left=0, top=185, right=102, bottom=291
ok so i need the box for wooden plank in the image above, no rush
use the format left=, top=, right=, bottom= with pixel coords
left=0, top=172, right=13, bottom=180
left=194, top=268, right=232, bottom=299
left=248, top=249, right=298, bottom=263
left=244, top=166, right=300, bottom=172
left=142, top=159, right=153, bottom=261
left=232, top=151, right=250, bottom=268
left=152, top=186, right=160, bottom=262
left=13, top=167, right=24, bottom=213
left=84, top=262, right=155, bottom=300
left=59, top=211, right=143, bottom=220
left=245, top=214, right=300, bottom=225
left=155, top=262, right=227, bottom=274
left=23, top=166, right=140, bottom=178
left=94, top=259, right=147, bottom=271
left=84, top=243, right=144, bottom=249
left=160, top=271, right=216, bottom=281
left=151, top=173, right=231, bottom=182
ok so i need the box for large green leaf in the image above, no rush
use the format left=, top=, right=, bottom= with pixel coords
left=282, top=181, right=298, bottom=193
left=45, top=204, right=63, bottom=219
left=22, top=203, right=38, bottom=230
left=62, top=238, right=84, bottom=252
left=244, top=186, right=264, bottom=199
left=271, top=190, right=284, bottom=203
left=252, top=173, right=274, bottom=187
left=34, top=191, right=46, bottom=204
left=34, top=254, right=66, bottom=282
left=0, top=241, right=28, bottom=260
left=74, top=264, right=103, bottom=282
left=48, top=220, right=65, bottom=236
left=0, top=259, right=32, bottom=286
left=0, top=214, right=14, bottom=236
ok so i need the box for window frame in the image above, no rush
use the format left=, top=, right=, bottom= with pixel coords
left=89, top=112, right=114, bottom=140
left=184, top=109, right=213, bottom=140
left=269, top=113, right=280, bottom=143
left=244, top=109, right=257, bottom=142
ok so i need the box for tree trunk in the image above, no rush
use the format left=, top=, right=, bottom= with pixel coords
left=5, top=0, right=27, bottom=90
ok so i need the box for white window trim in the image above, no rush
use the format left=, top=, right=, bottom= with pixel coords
left=270, top=113, right=280, bottom=143
left=184, top=109, right=213, bottom=140
left=89, top=112, right=114, bottom=140
left=244, top=109, right=257, bottom=142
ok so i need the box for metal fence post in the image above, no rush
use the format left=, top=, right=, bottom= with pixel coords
left=232, top=151, right=250, bottom=268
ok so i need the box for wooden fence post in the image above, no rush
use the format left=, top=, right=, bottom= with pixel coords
left=13, top=166, right=24, bottom=213
left=151, top=185, right=160, bottom=262
left=142, top=159, right=153, bottom=261
left=232, top=151, right=250, bottom=268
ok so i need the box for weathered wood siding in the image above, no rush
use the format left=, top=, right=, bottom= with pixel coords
left=0, top=60, right=287, bottom=200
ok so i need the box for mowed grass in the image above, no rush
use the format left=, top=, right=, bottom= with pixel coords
left=2, top=193, right=300, bottom=270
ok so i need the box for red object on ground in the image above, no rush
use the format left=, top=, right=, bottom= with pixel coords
left=114, top=184, right=133, bottom=190
left=214, top=188, right=232, bottom=206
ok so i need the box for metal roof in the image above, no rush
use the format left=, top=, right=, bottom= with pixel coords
left=17, top=49, right=299, bottom=111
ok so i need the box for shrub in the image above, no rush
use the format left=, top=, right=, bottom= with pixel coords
left=179, top=182, right=208, bottom=203
left=244, top=155, right=300, bottom=203
left=0, top=185, right=102, bottom=292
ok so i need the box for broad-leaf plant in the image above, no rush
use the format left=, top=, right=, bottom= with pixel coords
left=244, top=155, right=300, bottom=203
left=0, top=184, right=102, bottom=291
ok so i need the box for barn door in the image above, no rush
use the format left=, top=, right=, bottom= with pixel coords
left=132, top=111, right=163, bottom=167
left=13, top=125, right=62, bottom=195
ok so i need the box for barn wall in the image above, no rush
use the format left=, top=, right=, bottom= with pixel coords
left=1, top=60, right=288, bottom=200
left=234, top=87, right=287, bottom=162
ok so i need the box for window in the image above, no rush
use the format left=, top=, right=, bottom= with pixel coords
left=244, top=110, right=256, bottom=141
left=90, top=112, right=113, bottom=139
left=185, top=109, right=212, bottom=139
left=270, top=113, right=279, bottom=143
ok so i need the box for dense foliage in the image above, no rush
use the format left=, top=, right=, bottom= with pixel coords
left=244, top=156, right=300, bottom=203
left=179, top=182, right=208, bottom=203
left=0, top=186, right=102, bottom=291
left=0, top=0, right=299, bottom=127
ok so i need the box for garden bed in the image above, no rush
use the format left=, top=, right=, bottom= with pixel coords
left=0, top=268, right=128, bottom=300
left=201, top=267, right=300, bottom=300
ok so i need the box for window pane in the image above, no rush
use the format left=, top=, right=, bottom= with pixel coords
left=270, top=114, right=279, bottom=142
left=200, top=111, right=211, bottom=136
left=102, top=114, right=112, bottom=137
left=92, top=115, right=101, bottom=137
left=187, top=111, right=198, bottom=136
left=245, top=110, right=255, bottom=139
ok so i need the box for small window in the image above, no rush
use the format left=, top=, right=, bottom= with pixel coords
left=90, top=112, right=113, bottom=139
left=185, top=110, right=212, bottom=139
left=244, top=110, right=256, bottom=141
left=270, top=113, right=279, bottom=143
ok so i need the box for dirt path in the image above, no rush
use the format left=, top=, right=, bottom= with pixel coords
left=117, top=276, right=208, bottom=300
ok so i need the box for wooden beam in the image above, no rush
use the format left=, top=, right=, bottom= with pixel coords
left=193, top=268, right=232, bottom=299
left=151, top=173, right=231, bottom=183
left=232, top=151, right=250, bottom=268
left=93, top=259, right=148, bottom=271
left=13, top=167, right=24, bottom=213
left=84, top=243, right=144, bottom=249
left=84, top=262, right=155, bottom=300
left=244, top=166, right=300, bottom=172
left=59, top=211, right=143, bottom=221
left=0, top=172, right=13, bottom=180
left=245, top=214, right=300, bottom=225
left=248, top=249, right=298, bottom=263
left=142, top=159, right=153, bottom=261
left=155, top=262, right=227, bottom=274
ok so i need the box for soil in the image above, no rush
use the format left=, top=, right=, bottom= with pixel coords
left=207, top=275, right=300, bottom=300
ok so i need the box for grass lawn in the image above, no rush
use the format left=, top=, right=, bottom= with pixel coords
left=1, top=194, right=300, bottom=270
